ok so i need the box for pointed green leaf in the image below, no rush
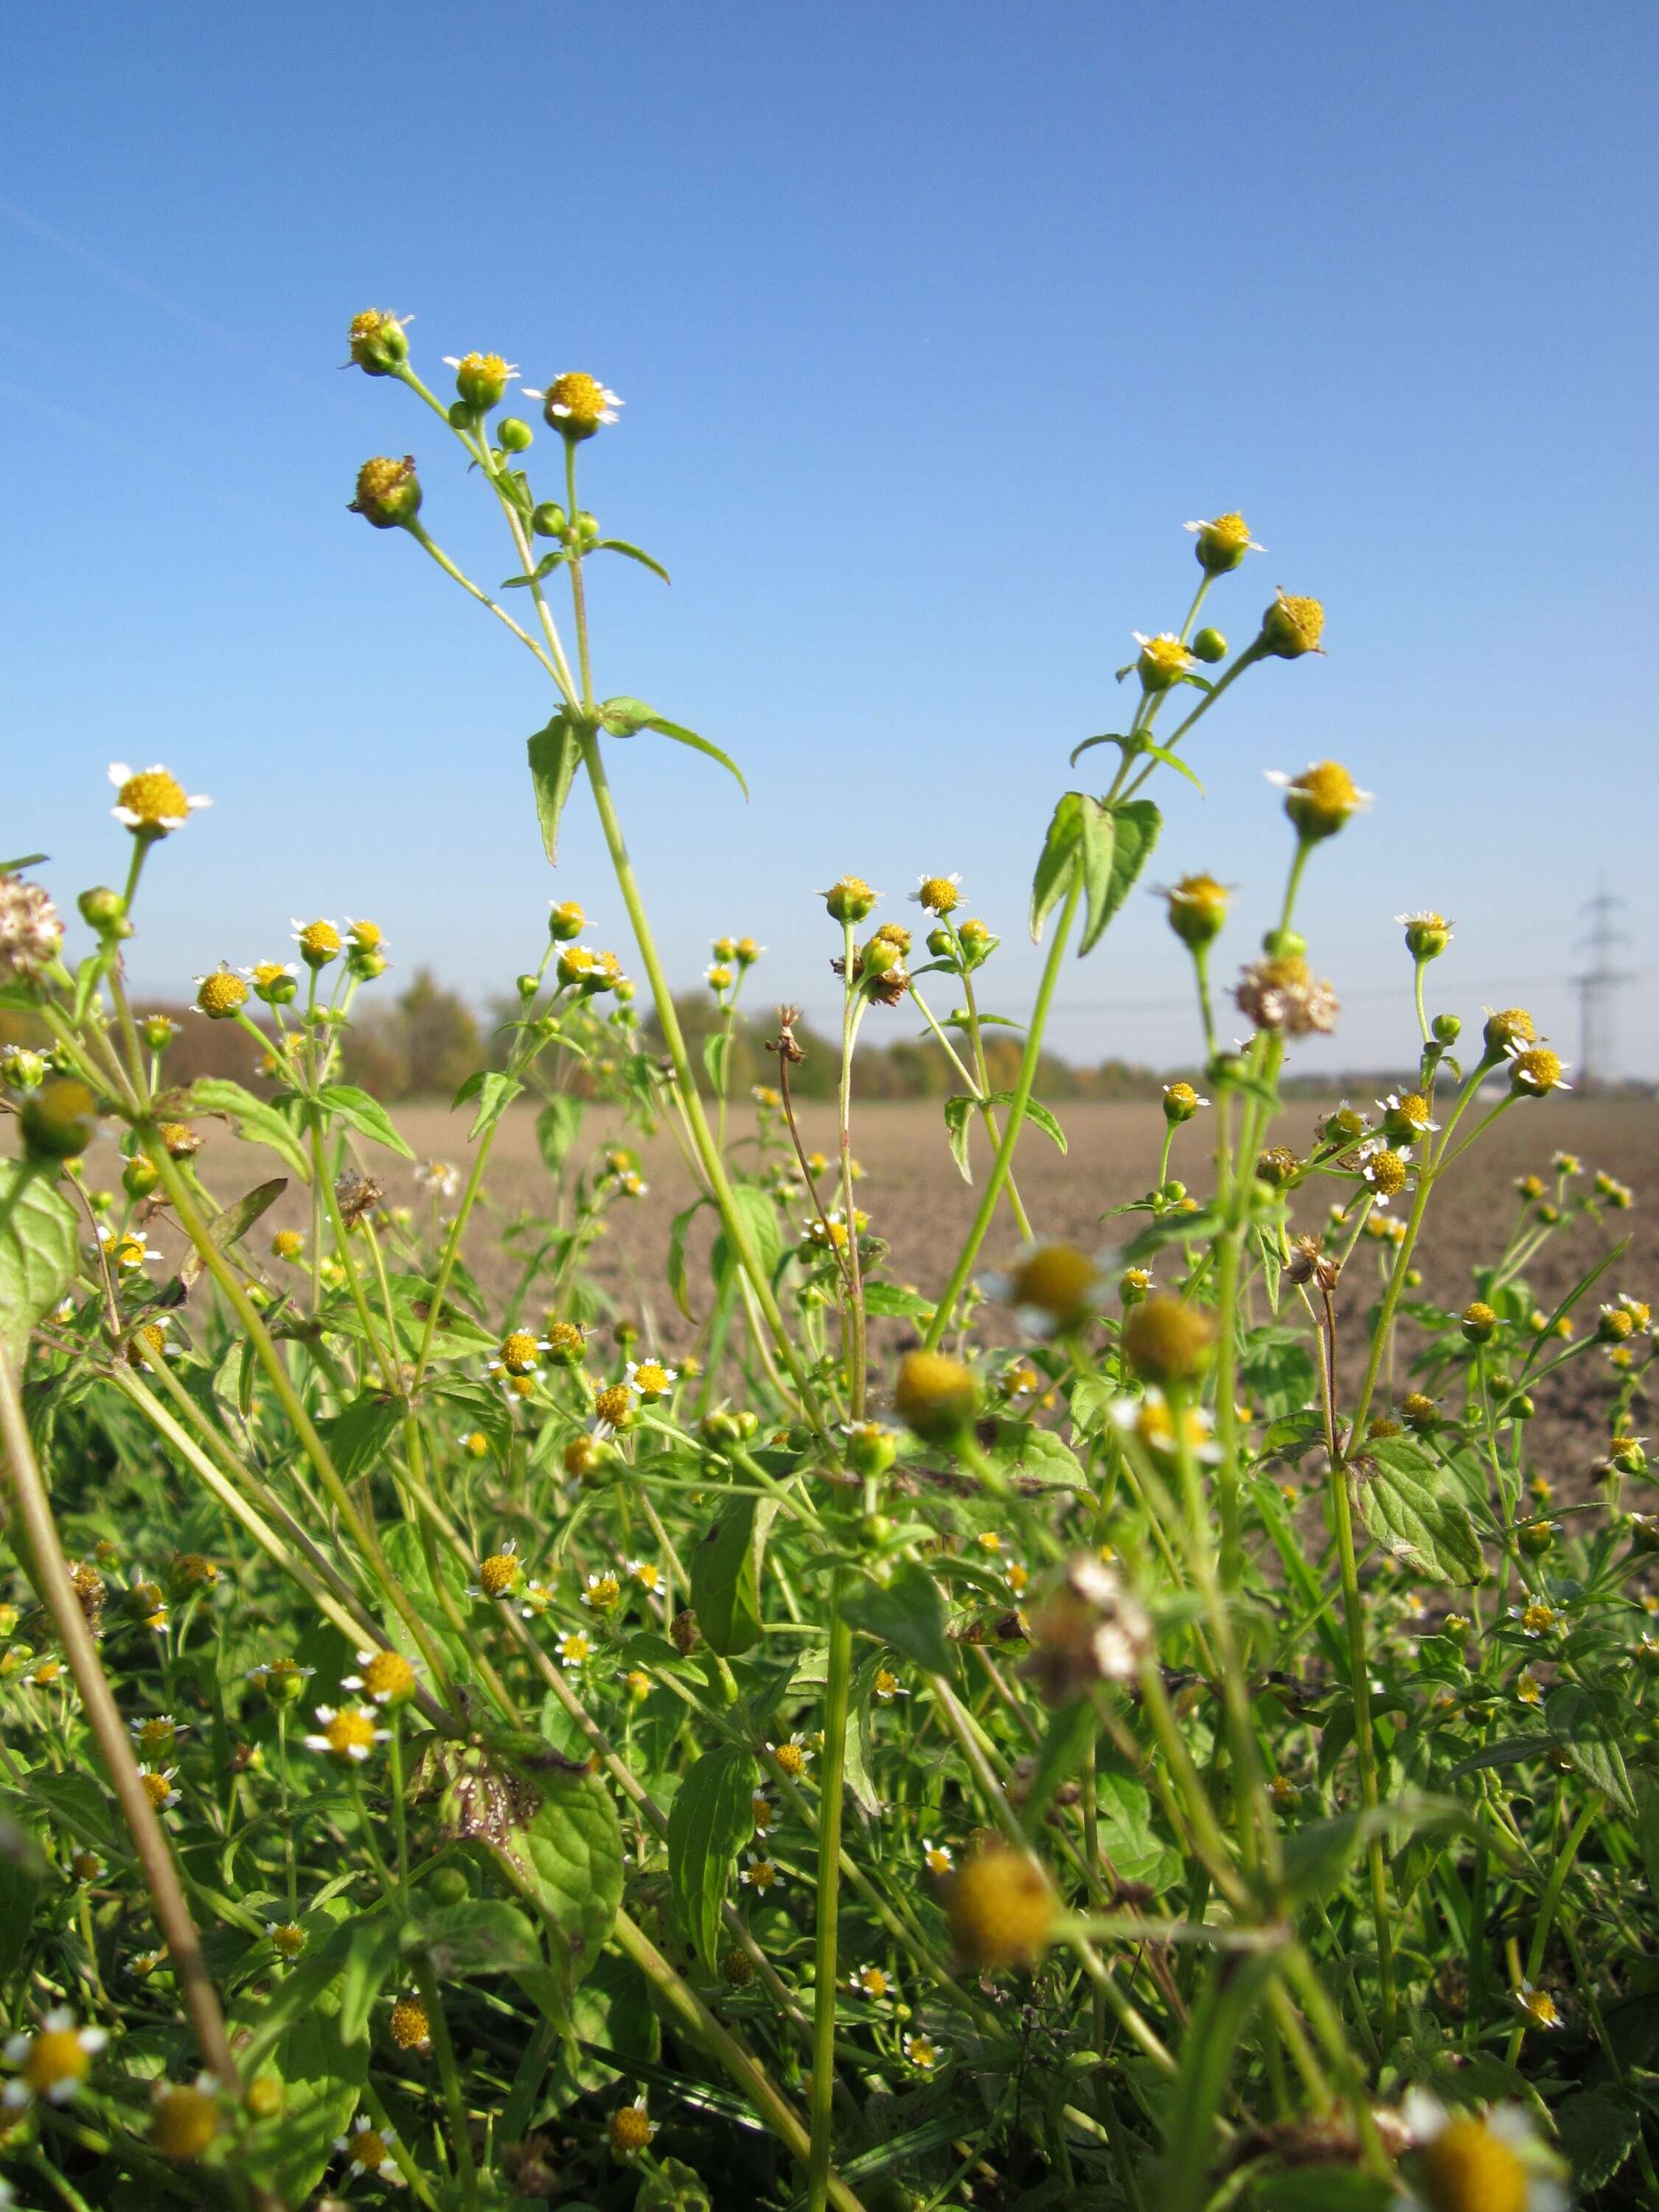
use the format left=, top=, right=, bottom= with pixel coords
left=942, top=1095, right=975, bottom=1181
left=1356, top=1436, right=1487, bottom=1585
left=594, top=698, right=747, bottom=795
left=1079, top=796, right=1161, bottom=956
left=1029, top=792, right=1083, bottom=942
left=170, top=1079, right=311, bottom=1182
left=984, top=1088, right=1068, bottom=1154
left=596, top=538, right=672, bottom=583
left=453, top=1068, right=524, bottom=1140
left=535, top=1095, right=584, bottom=1173
left=0, top=1164, right=81, bottom=1369
left=527, top=712, right=585, bottom=865
left=316, top=1083, right=415, bottom=1158
left=689, top=1496, right=777, bottom=1655
left=843, top=1561, right=954, bottom=1675
left=666, top=1744, right=754, bottom=1971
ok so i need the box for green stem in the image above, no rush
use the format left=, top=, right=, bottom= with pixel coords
left=806, top=1582, right=855, bottom=2212
left=924, top=864, right=1084, bottom=1347
left=1327, top=1450, right=1395, bottom=2048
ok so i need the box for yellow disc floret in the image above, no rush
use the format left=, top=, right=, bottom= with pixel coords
left=150, top=2083, right=220, bottom=2160
left=1261, top=590, right=1326, bottom=658
left=1414, top=2116, right=1528, bottom=2212
left=389, top=1995, right=431, bottom=2051
left=947, top=1845, right=1057, bottom=1969
left=196, top=967, right=249, bottom=1019
left=1004, top=1245, right=1099, bottom=1332
left=894, top=1351, right=978, bottom=1442
left=116, top=769, right=191, bottom=832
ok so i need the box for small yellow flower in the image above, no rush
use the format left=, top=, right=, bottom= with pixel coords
left=1185, top=511, right=1265, bottom=573
left=195, top=964, right=250, bottom=1020
left=150, top=2076, right=220, bottom=2160
left=767, top=1734, right=813, bottom=1781
left=1160, top=872, right=1231, bottom=949
left=903, top=2031, right=942, bottom=2070
left=593, top=1382, right=636, bottom=1433
left=136, top=1764, right=181, bottom=1811
left=302, top=1705, right=389, bottom=1764
left=607, top=2093, right=656, bottom=2159
left=580, top=1573, right=622, bottom=1615
left=4, top=2009, right=109, bottom=2107
left=442, top=351, right=515, bottom=408
left=266, top=1921, right=305, bottom=1959
left=947, top=1845, right=1056, bottom=1969
left=335, top=2112, right=402, bottom=2181
left=1267, top=759, right=1368, bottom=840
left=389, top=1994, right=432, bottom=2053
left=873, top=1668, right=906, bottom=1703
left=911, top=872, right=963, bottom=914
left=527, top=372, right=623, bottom=437
left=625, top=1357, right=678, bottom=1401
left=341, top=1649, right=416, bottom=1707
left=922, top=1838, right=953, bottom=1876
left=473, top=1542, right=524, bottom=1601
left=1132, top=630, right=1194, bottom=692
left=1259, top=589, right=1325, bottom=658
left=740, top=1852, right=782, bottom=1892
left=1507, top=1045, right=1571, bottom=1096
left=108, top=763, right=211, bottom=836
left=291, top=917, right=342, bottom=967
left=849, top=1964, right=891, bottom=2000
left=894, top=1349, right=978, bottom=1441
left=1120, top=1294, right=1215, bottom=1385
left=558, top=1630, right=592, bottom=1672
left=349, top=453, right=422, bottom=529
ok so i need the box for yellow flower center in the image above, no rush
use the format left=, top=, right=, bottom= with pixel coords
left=499, top=1331, right=540, bottom=1374
left=351, top=2126, right=392, bottom=2171
left=894, top=1349, right=977, bottom=1439
left=859, top=1967, right=888, bottom=1998
left=270, top=1921, right=305, bottom=1957
left=746, top=1858, right=779, bottom=1888
left=347, top=919, right=382, bottom=950
left=136, top=1719, right=174, bottom=1755
left=1416, top=2118, right=1528, bottom=2212
left=1510, top=1048, right=1563, bottom=1091
left=118, top=770, right=190, bottom=828
left=1006, top=1244, right=1098, bottom=1328
left=546, top=1322, right=582, bottom=1360
left=140, top=1770, right=174, bottom=1809
left=585, top=1574, right=621, bottom=1613
left=918, top=875, right=961, bottom=914
left=272, top=1229, right=304, bottom=1261
left=1266, top=591, right=1326, bottom=653
left=1138, top=633, right=1192, bottom=682
left=1486, top=1007, right=1536, bottom=1047
left=25, top=2029, right=91, bottom=2096
left=874, top=1669, right=900, bottom=1700
left=947, top=1846, right=1057, bottom=1968
left=361, top=1651, right=414, bottom=1700
left=752, top=1792, right=774, bottom=1829
left=1166, top=1082, right=1198, bottom=1111
left=1368, top=1150, right=1409, bottom=1196
left=197, top=969, right=249, bottom=1018
left=479, top=1553, right=522, bottom=1599
left=560, top=1631, right=591, bottom=1665
left=151, top=2084, right=219, bottom=2160
left=1290, top=760, right=1360, bottom=823
left=594, top=1384, right=634, bottom=1428
left=548, top=372, right=610, bottom=427
left=633, top=1361, right=671, bottom=1397
left=1206, top=512, right=1252, bottom=553
left=389, top=1997, right=431, bottom=2050
left=773, top=1742, right=805, bottom=1778
left=1121, top=1295, right=1216, bottom=1385
left=298, top=921, right=341, bottom=959
left=610, top=2103, right=653, bottom=2154
left=324, top=1710, right=378, bottom=1757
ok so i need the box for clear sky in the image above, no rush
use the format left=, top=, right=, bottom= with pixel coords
left=5, top=2, right=1656, bottom=1077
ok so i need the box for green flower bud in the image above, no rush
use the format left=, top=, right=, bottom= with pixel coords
left=1432, top=1013, right=1461, bottom=1045
left=1190, top=626, right=1228, bottom=664
left=497, top=417, right=534, bottom=452
left=123, top=1155, right=161, bottom=1199
left=1161, top=874, right=1230, bottom=950
left=425, top=1865, right=471, bottom=1907
left=845, top=1422, right=899, bottom=1480
left=21, top=1077, right=99, bottom=1161
left=532, top=501, right=568, bottom=539
left=515, top=973, right=540, bottom=1001
left=77, top=886, right=129, bottom=937
left=823, top=876, right=878, bottom=925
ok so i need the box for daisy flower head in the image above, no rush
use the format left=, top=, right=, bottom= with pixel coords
left=335, top=2113, right=405, bottom=2185
left=872, top=1668, right=907, bottom=1703
left=341, top=1648, right=417, bottom=1707
left=469, top=1540, right=524, bottom=1601
left=766, top=1733, right=814, bottom=1781
left=922, top=1838, right=954, bottom=1876
left=557, top=1630, right=592, bottom=1673
left=902, top=2031, right=943, bottom=2071
left=136, top=1763, right=181, bottom=1811
left=523, top=372, right=623, bottom=439
left=980, top=1242, right=1105, bottom=1339
left=1265, top=761, right=1370, bottom=842
left=1397, top=910, right=1454, bottom=960
left=1506, top=1042, right=1572, bottom=1096
left=580, top=1571, right=622, bottom=1615
left=849, top=1963, right=893, bottom=2001
left=1131, top=630, right=1194, bottom=692
left=608, top=2093, right=657, bottom=2160
left=1396, top=2090, right=1567, bottom=2212
left=108, top=764, right=211, bottom=837
left=740, top=1851, right=782, bottom=1892
left=414, top=1158, right=461, bottom=1200
left=628, top=1557, right=662, bottom=1594
left=910, top=872, right=962, bottom=915
left=442, top=351, right=518, bottom=408
left=302, top=1704, right=390, bottom=1764
left=1512, top=1979, right=1564, bottom=2032
left=1111, top=1386, right=1222, bottom=1464
left=3, top=2008, right=109, bottom=2107
left=1185, top=512, right=1265, bottom=573
left=624, top=1357, right=678, bottom=1402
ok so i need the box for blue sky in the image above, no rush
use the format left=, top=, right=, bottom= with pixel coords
left=5, top=2, right=1655, bottom=1076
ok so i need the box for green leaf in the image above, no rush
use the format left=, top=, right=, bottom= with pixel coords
left=667, top=1197, right=706, bottom=1322
left=429, top=1376, right=512, bottom=1461
left=400, top=1897, right=543, bottom=1976
left=1555, top=2091, right=1640, bottom=2191
left=1281, top=1796, right=1467, bottom=1904
left=942, top=1094, right=975, bottom=1181
left=988, top=1419, right=1086, bottom=1489
left=236, top=1977, right=365, bottom=2205
left=453, top=1068, right=524, bottom=1140
left=843, top=1562, right=954, bottom=1674
left=688, top=1496, right=776, bottom=1655
left=595, top=538, right=672, bottom=582
left=173, top=1078, right=311, bottom=1181
left=703, top=1030, right=731, bottom=1095
left=1029, top=792, right=1083, bottom=942
left=536, top=1094, right=585, bottom=1173
left=595, top=698, right=748, bottom=798
left=179, top=1176, right=287, bottom=1289
left=424, top=1742, right=622, bottom=2015
left=1355, top=1436, right=1487, bottom=1585
left=1133, top=737, right=1205, bottom=792
left=323, top=1393, right=404, bottom=1482
left=1255, top=1226, right=1284, bottom=1314
left=316, top=1083, right=414, bottom=1158
left=1068, top=731, right=1127, bottom=770
left=984, top=1088, right=1067, bottom=1154
left=709, top=1182, right=782, bottom=1300
left=1239, top=1328, right=1319, bottom=1422
left=1079, top=796, right=1161, bottom=956
left=528, top=711, right=585, bottom=864
left=0, top=1840, right=44, bottom=1982
left=0, top=1163, right=80, bottom=1369
left=861, top=1281, right=935, bottom=1320
left=667, top=1743, right=754, bottom=1970
left=334, top=1915, right=400, bottom=2047
left=1545, top=1684, right=1635, bottom=1815
left=1018, top=1699, right=1100, bottom=1836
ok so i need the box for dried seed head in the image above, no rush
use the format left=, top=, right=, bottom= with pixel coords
left=334, top=1171, right=383, bottom=1226
left=349, top=455, right=422, bottom=529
